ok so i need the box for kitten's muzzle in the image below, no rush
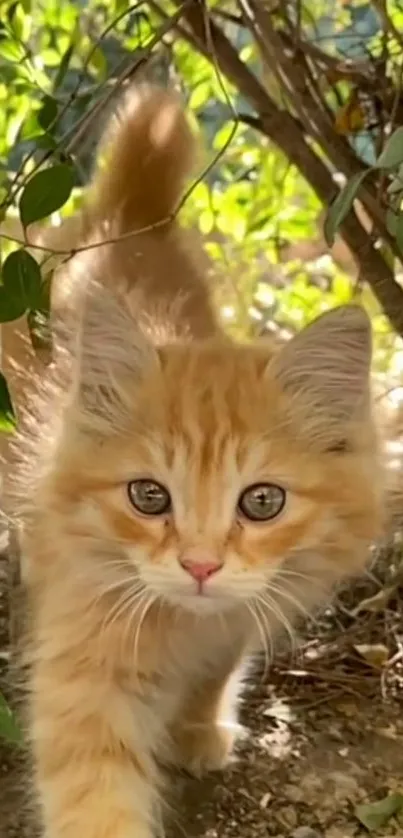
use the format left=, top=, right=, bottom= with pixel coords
left=179, top=548, right=223, bottom=586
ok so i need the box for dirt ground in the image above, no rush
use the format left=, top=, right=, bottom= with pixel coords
left=1, top=541, right=403, bottom=838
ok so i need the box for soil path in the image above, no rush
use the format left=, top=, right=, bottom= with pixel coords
left=1, top=549, right=402, bottom=838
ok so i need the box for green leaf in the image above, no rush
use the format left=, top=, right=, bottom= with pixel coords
left=189, top=81, right=211, bottom=111
left=355, top=793, right=403, bottom=832
left=38, top=96, right=58, bottom=132
left=395, top=212, right=403, bottom=254
left=0, top=374, right=16, bottom=433
left=0, top=40, right=23, bottom=62
left=19, top=164, right=75, bottom=227
left=0, top=693, right=21, bottom=742
left=199, top=209, right=215, bottom=234
left=387, top=163, right=403, bottom=194
left=88, top=46, right=107, bottom=79
left=9, top=2, right=31, bottom=42
left=34, top=134, right=57, bottom=151
left=1, top=249, right=43, bottom=316
left=375, top=127, right=403, bottom=169
left=213, top=122, right=237, bottom=152
left=41, top=48, right=62, bottom=68
left=324, top=171, right=369, bottom=246
left=0, top=288, right=26, bottom=323
left=386, top=208, right=398, bottom=236
left=331, top=272, right=352, bottom=302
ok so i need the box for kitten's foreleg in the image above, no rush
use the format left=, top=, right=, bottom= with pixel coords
left=31, top=658, right=160, bottom=838
left=171, top=656, right=245, bottom=777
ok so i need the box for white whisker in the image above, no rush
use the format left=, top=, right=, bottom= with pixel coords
left=266, top=581, right=319, bottom=624
left=100, top=585, right=146, bottom=640
left=246, top=600, right=272, bottom=680
left=133, top=595, right=157, bottom=673
left=276, top=568, right=327, bottom=589
left=123, top=590, right=151, bottom=652
left=255, top=592, right=297, bottom=654
left=255, top=597, right=274, bottom=678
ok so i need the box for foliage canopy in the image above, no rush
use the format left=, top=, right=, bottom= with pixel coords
left=1, top=0, right=403, bottom=426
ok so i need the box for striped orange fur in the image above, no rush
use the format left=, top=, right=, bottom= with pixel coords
left=11, top=86, right=383, bottom=838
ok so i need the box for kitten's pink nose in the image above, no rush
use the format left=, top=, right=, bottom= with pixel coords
left=179, top=550, right=222, bottom=582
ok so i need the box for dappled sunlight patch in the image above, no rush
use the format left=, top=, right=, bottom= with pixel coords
left=256, top=691, right=299, bottom=761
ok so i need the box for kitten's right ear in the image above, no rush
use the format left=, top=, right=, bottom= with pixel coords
left=268, top=305, right=372, bottom=446
left=68, top=280, right=158, bottom=433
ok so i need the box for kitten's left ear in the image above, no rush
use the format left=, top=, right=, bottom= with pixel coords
left=269, top=305, right=372, bottom=424
left=68, top=280, right=159, bottom=431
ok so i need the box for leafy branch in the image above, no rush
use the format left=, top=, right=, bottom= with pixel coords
left=1, top=0, right=403, bottom=434
left=173, top=0, right=403, bottom=336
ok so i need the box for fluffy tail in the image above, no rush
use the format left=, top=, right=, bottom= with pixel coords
left=20, top=84, right=217, bottom=340
left=85, top=85, right=195, bottom=233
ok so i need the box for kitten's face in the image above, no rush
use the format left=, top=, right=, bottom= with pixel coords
left=51, top=308, right=382, bottom=618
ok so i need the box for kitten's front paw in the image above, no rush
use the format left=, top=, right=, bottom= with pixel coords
left=175, top=721, right=242, bottom=778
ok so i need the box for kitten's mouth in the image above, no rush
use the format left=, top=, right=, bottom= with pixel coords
left=139, top=567, right=245, bottom=613
left=173, top=578, right=238, bottom=612
left=185, top=578, right=221, bottom=599
left=176, top=581, right=210, bottom=601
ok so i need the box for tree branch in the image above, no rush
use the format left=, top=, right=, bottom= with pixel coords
left=172, top=0, right=403, bottom=336
left=245, top=0, right=399, bottom=256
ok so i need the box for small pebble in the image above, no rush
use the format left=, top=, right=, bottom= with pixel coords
left=278, top=807, right=297, bottom=829
left=259, top=792, right=272, bottom=808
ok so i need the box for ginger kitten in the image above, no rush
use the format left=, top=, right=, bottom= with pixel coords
left=12, top=86, right=383, bottom=838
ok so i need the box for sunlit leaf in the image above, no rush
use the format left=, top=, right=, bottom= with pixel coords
left=189, top=81, right=211, bottom=111
left=213, top=122, right=238, bottom=152
left=324, top=171, right=369, bottom=246
left=331, top=273, right=352, bottom=302
left=199, top=209, right=215, bottom=234
left=88, top=46, right=107, bottom=79
left=9, top=2, right=31, bottom=42
left=355, top=793, right=403, bottom=832
left=0, top=40, right=23, bottom=61
left=19, top=164, right=75, bottom=227
left=41, top=48, right=61, bottom=67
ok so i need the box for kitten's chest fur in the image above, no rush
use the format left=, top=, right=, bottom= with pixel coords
left=118, top=606, right=249, bottom=715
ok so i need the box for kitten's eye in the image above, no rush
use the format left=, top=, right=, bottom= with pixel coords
left=238, top=483, right=286, bottom=522
left=127, top=480, right=171, bottom=516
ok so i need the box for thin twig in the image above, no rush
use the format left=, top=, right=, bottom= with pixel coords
left=2, top=3, right=190, bottom=212
left=1, top=5, right=148, bottom=208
